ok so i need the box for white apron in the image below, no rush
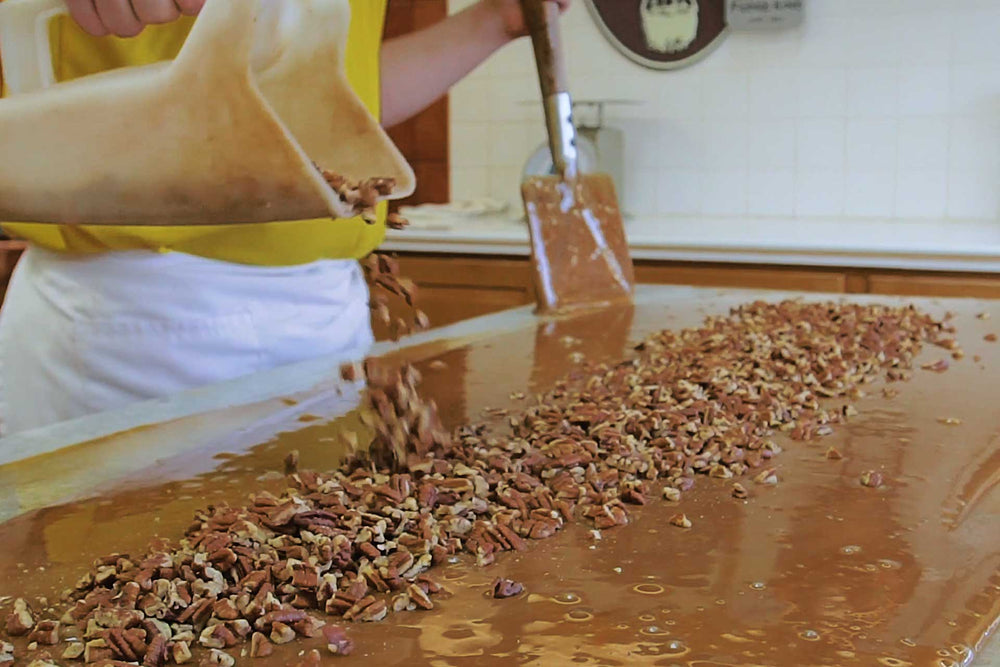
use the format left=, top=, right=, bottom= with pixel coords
left=0, top=248, right=373, bottom=437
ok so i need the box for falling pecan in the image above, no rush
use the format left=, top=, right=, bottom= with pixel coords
left=920, top=359, right=949, bottom=372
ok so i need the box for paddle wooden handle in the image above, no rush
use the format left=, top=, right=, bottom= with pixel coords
left=521, top=0, right=568, bottom=97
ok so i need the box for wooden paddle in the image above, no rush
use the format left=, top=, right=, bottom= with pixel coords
left=519, top=0, right=634, bottom=314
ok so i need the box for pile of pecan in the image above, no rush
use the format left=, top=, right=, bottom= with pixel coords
left=0, top=300, right=954, bottom=666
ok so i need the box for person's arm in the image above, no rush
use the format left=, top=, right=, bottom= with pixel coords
left=380, top=0, right=569, bottom=129
left=65, top=0, right=203, bottom=38
left=63, top=0, right=569, bottom=128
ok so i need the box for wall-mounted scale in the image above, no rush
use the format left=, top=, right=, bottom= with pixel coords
left=583, top=0, right=803, bottom=71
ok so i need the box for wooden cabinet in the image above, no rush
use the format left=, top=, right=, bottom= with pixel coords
left=634, top=261, right=848, bottom=293
left=866, top=273, right=1000, bottom=299
left=373, top=254, right=1000, bottom=340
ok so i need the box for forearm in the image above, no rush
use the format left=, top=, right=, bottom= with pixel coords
left=380, top=2, right=513, bottom=128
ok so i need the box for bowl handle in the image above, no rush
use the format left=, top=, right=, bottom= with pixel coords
left=0, top=0, right=69, bottom=94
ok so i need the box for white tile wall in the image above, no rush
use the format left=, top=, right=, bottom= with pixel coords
left=448, top=0, right=1000, bottom=228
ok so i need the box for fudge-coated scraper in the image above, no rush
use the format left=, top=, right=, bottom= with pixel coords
left=519, top=0, right=634, bottom=313
left=0, top=0, right=414, bottom=225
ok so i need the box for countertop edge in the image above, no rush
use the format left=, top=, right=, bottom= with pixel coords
left=382, top=236, right=1000, bottom=273
left=382, top=215, right=1000, bottom=272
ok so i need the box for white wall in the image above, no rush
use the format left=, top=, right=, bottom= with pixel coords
left=448, top=0, right=1000, bottom=229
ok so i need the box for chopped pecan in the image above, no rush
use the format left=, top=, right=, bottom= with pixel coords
left=860, top=470, right=884, bottom=488
left=205, top=649, right=235, bottom=667
left=269, top=622, right=296, bottom=645
left=249, top=632, right=273, bottom=658
left=491, top=578, right=523, bottom=599
left=27, top=620, right=59, bottom=645
left=290, top=615, right=326, bottom=638
left=323, top=625, right=354, bottom=656
left=355, top=600, right=387, bottom=622
left=5, top=598, right=34, bottom=636
left=407, top=584, right=433, bottom=610
left=171, top=641, right=192, bottom=665
left=142, top=634, right=167, bottom=667
left=198, top=624, right=238, bottom=649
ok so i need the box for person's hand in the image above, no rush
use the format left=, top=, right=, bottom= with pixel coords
left=66, top=0, right=205, bottom=38
left=483, top=0, right=572, bottom=40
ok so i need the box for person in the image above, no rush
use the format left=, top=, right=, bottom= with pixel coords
left=0, top=0, right=569, bottom=436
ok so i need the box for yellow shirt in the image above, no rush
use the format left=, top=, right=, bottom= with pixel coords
left=1, top=1, right=388, bottom=266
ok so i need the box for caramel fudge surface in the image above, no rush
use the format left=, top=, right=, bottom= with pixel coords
left=0, top=288, right=997, bottom=666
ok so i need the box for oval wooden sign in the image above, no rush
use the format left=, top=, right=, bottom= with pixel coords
left=584, top=0, right=728, bottom=70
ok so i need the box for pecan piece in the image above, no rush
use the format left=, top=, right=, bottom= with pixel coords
left=355, top=600, right=387, bottom=622
left=171, top=641, right=192, bottom=665
left=753, top=468, right=778, bottom=485
left=491, top=578, right=524, bottom=599
left=212, top=598, right=239, bottom=621
left=284, top=450, right=300, bottom=475
left=5, top=598, right=34, bottom=636
left=254, top=608, right=306, bottom=632
left=269, top=622, right=296, bottom=645
left=297, top=649, right=323, bottom=667
left=249, top=632, right=273, bottom=658
left=142, top=634, right=168, bottom=667
left=205, top=649, right=235, bottom=667
left=669, top=513, right=693, bottom=529
left=198, top=623, right=238, bottom=649
left=407, top=584, right=433, bottom=610
left=62, top=643, right=85, bottom=660
left=290, top=615, right=326, bottom=639
left=860, top=470, right=884, bottom=488
left=342, top=596, right=376, bottom=621
left=920, top=359, right=949, bottom=372
left=27, top=620, right=59, bottom=645
left=84, top=638, right=114, bottom=663
left=323, top=625, right=354, bottom=656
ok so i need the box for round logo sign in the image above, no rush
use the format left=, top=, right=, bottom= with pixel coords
left=584, top=0, right=728, bottom=70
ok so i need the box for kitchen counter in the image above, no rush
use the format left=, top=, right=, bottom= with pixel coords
left=0, top=285, right=998, bottom=665
left=383, top=212, right=1000, bottom=273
